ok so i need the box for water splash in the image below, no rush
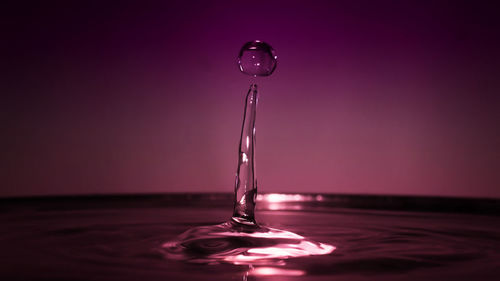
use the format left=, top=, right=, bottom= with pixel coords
left=161, top=221, right=334, bottom=265
left=160, top=40, right=334, bottom=265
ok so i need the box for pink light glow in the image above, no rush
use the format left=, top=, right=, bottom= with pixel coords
left=246, top=241, right=334, bottom=257
left=267, top=203, right=303, bottom=211
left=216, top=227, right=335, bottom=264
left=258, top=193, right=314, bottom=203
left=257, top=193, right=325, bottom=210
left=223, top=241, right=335, bottom=264
left=249, top=267, right=306, bottom=276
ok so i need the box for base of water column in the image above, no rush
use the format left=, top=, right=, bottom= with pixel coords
left=160, top=220, right=335, bottom=265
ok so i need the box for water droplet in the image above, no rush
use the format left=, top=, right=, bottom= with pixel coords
left=238, top=40, right=277, bottom=77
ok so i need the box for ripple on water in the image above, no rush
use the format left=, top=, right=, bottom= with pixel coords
left=1, top=205, right=500, bottom=280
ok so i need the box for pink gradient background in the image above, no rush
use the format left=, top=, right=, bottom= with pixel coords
left=2, top=1, right=499, bottom=198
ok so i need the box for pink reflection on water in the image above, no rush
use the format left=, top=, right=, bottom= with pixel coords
left=259, top=193, right=309, bottom=203
left=245, top=241, right=333, bottom=259
left=249, top=267, right=305, bottom=276
left=258, top=193, right=323, bottom=211
left=218, top=227, right=335, bottom=265
left=268, top=203, right=303, bottom=211
left=257, top=193, right=325, bottom=203
left=224, top=240, right=335, bottom=265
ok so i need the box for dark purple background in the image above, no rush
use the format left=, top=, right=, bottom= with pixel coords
left=2, top=1, right=499, bottom=198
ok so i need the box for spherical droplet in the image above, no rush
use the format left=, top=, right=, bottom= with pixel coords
left=237, top=40, right=277, bottom=77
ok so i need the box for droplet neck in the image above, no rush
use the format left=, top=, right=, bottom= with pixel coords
left=232, top=84, right=259, bottom=225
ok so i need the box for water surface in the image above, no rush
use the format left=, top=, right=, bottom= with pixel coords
left=0, top=193, right=499, bottom=280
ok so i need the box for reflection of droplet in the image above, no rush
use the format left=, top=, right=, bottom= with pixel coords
left=238, top=40, right=277, bottom=77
